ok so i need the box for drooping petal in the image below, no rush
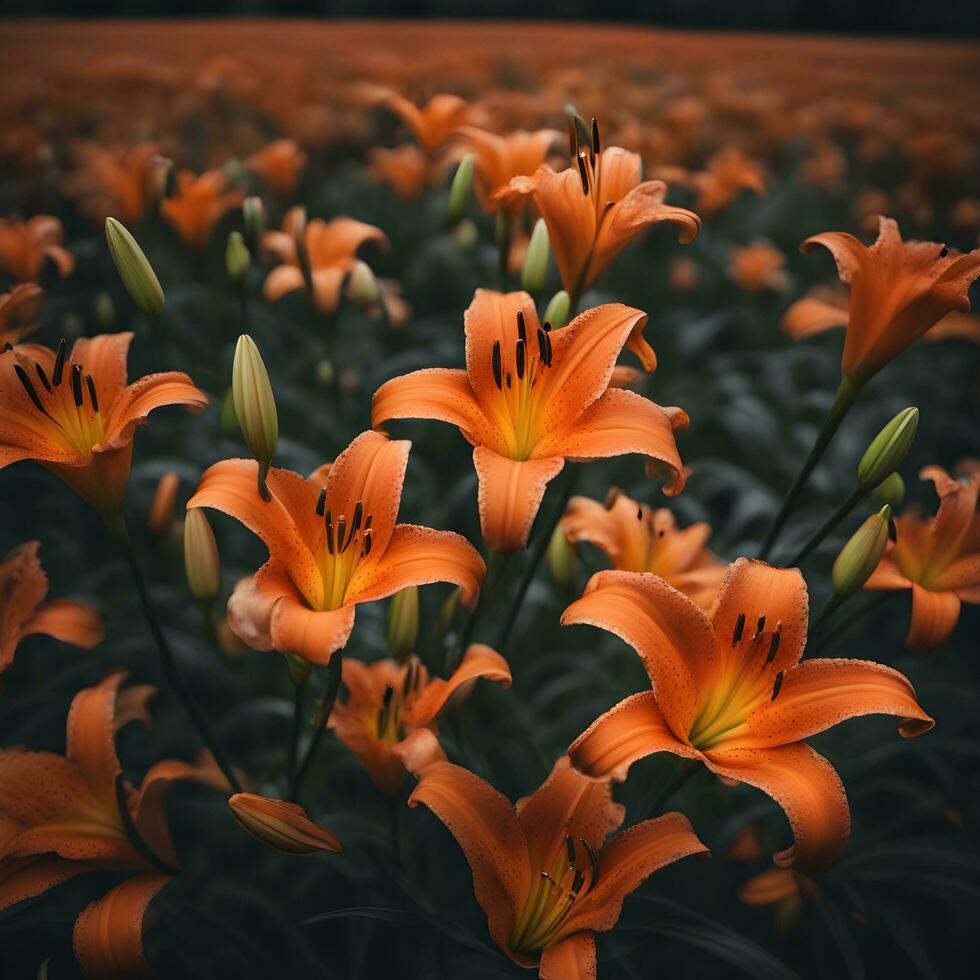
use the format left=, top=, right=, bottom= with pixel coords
left=270, top=592, right=356, bottom=665
left=310, top=266, right=348, bottom=315
left=263, top=264, right=305, bottom=303
left=906, top=584, right=961, bottom=650
left=307, top=217, right=388, bottom=267
left=0, top=856, right=111, bottom=911
left=864, top=557, right=913, bottom=591
left=737, top=868, right=802, bottom=905
left=920, top=465, right=980, bottom=571
left=70, top=332, right=132, bottom=408
left=21, top=598, right=104, bottom=651
left=781, top=296, right=849, bottom=340
left=66, top=672, right=127, bottom=799
left=703, top=742, right=850, bottom=871
left=539, top=931, right=596, bottom=980
left=102, top=371, right=208, bottom=450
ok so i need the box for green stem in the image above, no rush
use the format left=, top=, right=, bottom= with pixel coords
left=287, top=677, right=307, bottom=789
left=636, top=759, right=700, bottom=821
left=787, top=486, right=868, bottom=567
left=112, top=518, right=242, bottom=793
left=759, top=376, right=861, bottom=561
left=291, top=651, right=343, bottom=803
left=447, top=551, right=510, bottom=672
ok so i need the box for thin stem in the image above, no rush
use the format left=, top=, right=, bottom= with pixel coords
left=811, top=591, right=898, bottom=655
left=446, top=551, right=511, bottom=672
left=495, top=467, right=577, bottom=652
left=636, top=760, right=700, bottom=821
left=759, top=376, right=861, bottom=561
left=291, top=651, right=344, bottom=803
left=287, top=677, right=307, bottom=789
left=112, top=518, right=242, bottom=793
left=787, top=486, right=867, bottom=567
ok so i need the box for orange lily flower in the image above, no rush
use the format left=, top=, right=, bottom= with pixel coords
left=65, top=141, right=160, bottom=225
left=366, top=144, right=431, bottom=200
left=0, top=215, right=74, bottom=283
left=372, top=289, right=688, bottom=552
left=689, top=147, right=768, bottom=218
left=560, top=489, right=725, bottom=611
left=394, top=728, right=708, bottom=978
left=0, top=672, right=227, bottom=976
left=188, top=430, right=485, bottom=665
left=0, top=283, right=43, bottom=347
left=567, top=559, right=934, bottom=871
left=738, top=867, right=817, bottom=934
left=0, top=332, right=208, bottom=518
left=510, top=125, right=700, bottom=305
left=330, top=644, right=511, bottom=795
left=455, top=126, right=561, bottom=214
left=865, top=465, right=979, bottom=650
left=791, top=216, right=980, bottom=383
left=262, top=206, right=388, bottom=315
left=727, top=240, right=789, bottom=294
left=1, top=540, right=103, bottom=674
left=382, top=91, right=470, bottom=156
left=245, top=139, right=308, bottom=200
left=160, top=169, right=245, bottom=251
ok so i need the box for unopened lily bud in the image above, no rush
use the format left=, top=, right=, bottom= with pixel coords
left=225, top=231, right=250, bottom=285
left=222, top=158, right=246, bottom=187
left=832, top=505, right=891, bottom=598
left=346, top=260, right=380, bottom=311
left=148, top=473, right=180, bottom=536
left=857, top=407, right=918, bottom=492
left=453, top=218, right=478, bottom=249
left=228, top=793, right=343, bottom=855
left=436, top=586, right=461, bottom=638
left=522, top=218, right=550, bottom=295
left=149, top=154, right=175, bottom=203
left=105, top=217, right=164, bottom=320
left=448, top=153, right=475, bottom=224
left=232, top=335, right=278, bottom=499
left=543, top=290, right=571, bottom=328
left=315, top=359, right=335, bottom=386
left=93, top=291, right=115, bottom=331
left=219, top=385, right=238, bottom=437
left=183, top=508, right=221, bottom=603
left=547, top=524, right=579, bottom=594
left=387, top=586, right=419, bottom=661
left=874, top=472, right=906, bottom=510
left=242, top=195, right=265, bottom=252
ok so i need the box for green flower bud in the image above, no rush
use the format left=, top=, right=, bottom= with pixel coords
left=226, top=231, right=250, bottom=284
left=436, top=586, right=461, bottom=638
left=543, top=290, right=571, bottom=328
left=448, top=153, right=475, bottom=224
left=232, top=335, right=279, bottom=492
left=453, top=218, right=478, bottom=249
left=347, top=260, right=380, bottom=311
left=93, top=291, right=115, bottom=331
left=546, top=523, right=579, bottom=594
left=874, top=472, right=906, bottom=510
left=857, top=407, right=918, bottom=491
left=832, top=505, right=891, bottom=599
left=183, top=508, right=221, bottom=603
left=387, top=585, right=420, bottom=661
left=315, top=359, right=335, bottom=386
left=104, top=217, right=164, bottom=320
left=242, top=195, right=265, bottom=252
left=521, top=218, right=551, bottom=295
left=220, top=385, right=238, bottom=437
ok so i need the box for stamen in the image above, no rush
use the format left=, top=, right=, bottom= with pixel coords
left=766, top=626, right=782, bottom=664
left=336, top=515, right=347, bottom=552
left=35, top=362, right=52, bottom=392
left=362, top=528, right=373, bottom=556
left=603, top=487, right=621, bottom=509
left=52, top=339, right=67, bottom=386
left=580, top=837, right=600, bottom=886
left=516, top=338, right=526, bottom=380
left=570, top=869, right=585, bottom=895
left=1, top=342, right=12, bottom=352
left=402, top=661, right=415, bottom=697
left=325, top=511, right=335, bottom=555
left=732, top=612, right=746, bottom=645
left=567, top=116, right=578, bottom=157
left=516, top=310, right=527, bottom=344
left=591, top=117, right=601, bottom=156
left=637, top=507, right=643, bottom=521
left=506, top=371, right=512, bottom=389
left=544, top=332, right=553, bottom=366
left=536, top=328, right=548, bottom=363
left=14, top=363, right=49, bottom=416
left=349, top=499, right=364, bottom=539
left=754, top=616, right=766, bottom=639
left=491, top=340, right=502, bottom=390
left=771, top=671, right=784, bottom=701
left=565, top=836, right=576, bottom=867
left=85, top=375, right=99, bottom=412
left=315, top=488, right=326, bottom=517
left=940, top=245, right=948, bottom=258
left=577, top=154, right=590, bottom=195
left=543, top=320, right=552, bottom=332
left=71, top=364, right=84, bottom=407
left=541, top=872, right=560, bottom=892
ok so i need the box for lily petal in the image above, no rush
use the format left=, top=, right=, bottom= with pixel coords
left=21, top=598, right=103, bottom=650
left=906, top=584, right=961, bottom=650
left=539, top=931, right=596, bottom=980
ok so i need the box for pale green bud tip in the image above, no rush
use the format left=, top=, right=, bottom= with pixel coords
left=857, top=407, right=918, bottom=491
left=448, top=153, right=475, bottom=224
left=874, top=472, right=906, bottom=510
left=347, top=260, right=380, bottom=310
left=547, top=523, right=578, bottom=592
left=285, top=653, right=311, bottom=687
left=832, top=505, right=891, bottom=598
left=243, top=195, right=265, bottom=250
left=387, top=585, right=420, bottom=661
left=232, top=334, right=279, bottom=467
left=226, top=231, right=251, bottom=284
left=104, top=217, right=164, bottom=319
left=183, top=508, right=221, bottom=602
left=522, top=218, right=551, bottom=295
left=543, top=290, right=571, bottom=329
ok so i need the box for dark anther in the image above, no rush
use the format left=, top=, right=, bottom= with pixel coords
left=577, top=155, right=590, bottom=195
left=325, top=511, right=335, bottom=555
left=771, top=671, right=784, bottom=701
left=506, top=371, right=512, bottom=389
left=382, top=684, right=394, bottom=708
left=543, top=320, right=552, bottom=332
left=315, top=488, right=326, bottom=517
left=350, top=499, right=363, bottom=536
left=35, top=362, right=52, bottom=392
left=567, top=116, right=578, bottom=157
left=362, top=528, right=373, bottom=556
left=766, top=629, right=781, bottom=664
left=85, top=375, right=99, bottom=412
left=733, top=612, right=746, bottom=645
left=541, top=331, right=553, bottom=366
left=52, top=339, right=67, bottom=386
left=1, top=342, right=12, bottom=352
left=571, top=869, right=585, bottom=895
left=591, top=117, right=601, bottom=156
left=754, top=616, right=766, bottom=639
left=637, top=506, right=643, bottom=521
left=536, top=327, right=549, bottom=362
left=565, top=836, right=576, bottom=866
left=14, top=363, right=48, bottom=416
left=516, top=338, right=526, bottom=380
left=402, top=661, right=416, bottom=697
left=581, top=837, right=600, bottom=886
left=336, top=515, right=347, bottom=552
left=491, top=340, right=502, bottom=390
left=71, top=364, right=83, bottom=407
left=940, top=245, right=948, bottom=258
left=516, top=310, right=527, bottom=343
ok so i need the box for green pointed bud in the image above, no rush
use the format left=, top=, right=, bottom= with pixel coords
left=222, top=158, right=246, bottom=187
left=453, top=218, right=478, bottom=249
left=387, top=585, right=420, bottom=662
left=93, top=291, right=115, bottom=331
left=149, top=154, right=175, bottom=203
left=832, top=505, right=891, bottom=598
left=226, top=231, right=251, bottom=285
left=232, top=335, right=278, bottom=499
left=448, top=153, right=475, bottom=224
left=874, top=472, right=906, bottom=510
left=543, top=290, right=571, bottom=328
left=857, top=407, right=918, bottom=491
left=104, top=217, right=164, bottom=320
left=436, top=586, right=461, bottom=638
left=285, top=653, right=311, bottom=687
left=220, top=385, right=238, bottom=436
left=547, top=523, right=579, bottom=595
left=347, top=260, right=380, bottom=311
left=183, top=508, right=221, bottom=603
left=522, top=218, right=550, bottom=295
left=242, top=195, right=265, bottom=252
left=315, top=359, right=336, bottom=386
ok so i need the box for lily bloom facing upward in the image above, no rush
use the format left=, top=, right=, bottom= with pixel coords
left=246, top=139, right=307, bottom=200
left=1, top=541, right=103, bottom=674
left=0, top=283, right=43, bottom=347
left=567, top=559, right=933, bottom=871
left=510, top=122, right=700, bottom=305
left=0, top=672, right=227, bottom=976
left=262, top=206, right=388, bottom=315
left=791, top=216, right=980, bottom=384
left=560, top=490, right=725, bottom=611
left=330, top=645, right=511, bottom=795
left=188, top=430, right=485, bottom=665
left=372, top=290, right=688, bottom=552
left=866, top=465, right=979, bottom=650
left=395, top=728, right=708, bottom=978
left=0, top=332, right=208, bottom=518
left=0, top=215, right=74, bottom=283
left=381, top=91, right=471, bottom=157
left=160, top=169, right=244, bottom=251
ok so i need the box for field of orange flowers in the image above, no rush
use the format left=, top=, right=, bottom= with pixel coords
left=0, top=18, right=978, bottom=980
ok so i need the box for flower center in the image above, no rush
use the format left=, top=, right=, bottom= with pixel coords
left=367, top=660, right=424, bottom=747
left=312, top=491, right=374, bottom=610
left=509, top=835, right=600, bottom=958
